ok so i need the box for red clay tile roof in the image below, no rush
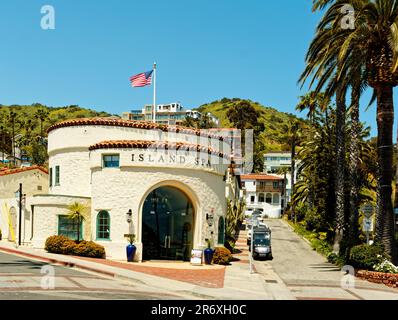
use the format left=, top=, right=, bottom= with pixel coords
left=241, top=174, right=283, bottom=181
left=88, top=140, right=229, bottom=158
left=0, top=166, right=48, bottom=177
left=47, top=117, right=227, bottom=141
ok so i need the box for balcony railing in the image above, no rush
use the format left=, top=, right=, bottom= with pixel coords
left=256, top=186, right=283, bottom=193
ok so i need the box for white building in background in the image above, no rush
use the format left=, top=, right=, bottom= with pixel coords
left=3, top=117, right=241, bottom=261
left=122, top=102, right=220, bottom=127
left=264, top=152, right=300, bottom=204
left=241, top=174, right=285, bottom=219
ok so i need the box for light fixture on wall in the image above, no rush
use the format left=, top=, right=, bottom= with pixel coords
left=126, top=209, right=132, bottom=223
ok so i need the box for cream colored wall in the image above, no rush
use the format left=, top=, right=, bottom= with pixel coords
left=47, top=125, right=230, bottom=200
left=49, top=151, right=92, bottom=197
left=0, top=170, right=49, bottom=199
left=90, top=166, right=226, bottom=260
left=48, top=125, right=230, bottom=155
left=30, top=195, right=91, bottom=248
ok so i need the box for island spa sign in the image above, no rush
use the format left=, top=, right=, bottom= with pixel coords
left=127, top=149, right=229, bottom=173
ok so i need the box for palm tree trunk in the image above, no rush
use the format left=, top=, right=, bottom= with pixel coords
left=333, top=86, right=346, bottom=255
left=291, top=136, right=296, bottom=223
left=348, top=80, right=361, bottom=248
left=375, top=85, right=397, bottom=263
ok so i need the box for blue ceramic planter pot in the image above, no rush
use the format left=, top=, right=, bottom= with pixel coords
left=204, top=248, right=214, bottom=265
left=126, top=244, right=136, bottom=262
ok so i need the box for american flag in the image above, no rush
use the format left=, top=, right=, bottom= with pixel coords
left=130, top=70, right=153, bottom=87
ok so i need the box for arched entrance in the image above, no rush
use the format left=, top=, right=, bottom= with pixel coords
left=142, top=186, right=194, bottom=261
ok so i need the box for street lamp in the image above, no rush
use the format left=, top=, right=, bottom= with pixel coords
left=126, top=209, right=132, bottom=223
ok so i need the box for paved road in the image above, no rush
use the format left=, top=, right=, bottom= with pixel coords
left=0, top=251, right=190, bottom=300
left=252, top=219, right=398, bottom=300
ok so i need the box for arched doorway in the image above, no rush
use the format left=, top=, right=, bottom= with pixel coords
left=142, top=186, right=194, bottom=261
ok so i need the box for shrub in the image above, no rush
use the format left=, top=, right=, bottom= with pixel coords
left=304, top=208, right=328, bottom=232
left=45, top=235, right=75, bottom=254
left=45, top=235, right=105, bottom=258
left=212, top=247, right=232, bottom=265
left=74, top=241, right=105, bottom=258
left=349, top=244, right=388, bottom=271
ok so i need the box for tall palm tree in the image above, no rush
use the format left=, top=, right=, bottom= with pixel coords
left=6, top=110, right=18, bottom=166
left=35, top=108, right=49, bottom=138
left=301, top=0, right=398, bottom=261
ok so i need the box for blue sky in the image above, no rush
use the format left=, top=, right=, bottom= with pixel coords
left=0, top=0, right=394, bottom=137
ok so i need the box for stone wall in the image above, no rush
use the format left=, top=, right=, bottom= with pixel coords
left=356, top=270, right=398, bottom=289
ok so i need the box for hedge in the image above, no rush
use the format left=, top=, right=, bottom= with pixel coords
left=45, top=235, right=105, bottom=258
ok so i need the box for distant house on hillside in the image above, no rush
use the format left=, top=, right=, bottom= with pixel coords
left=241, top=173, right=285, bottom=219
left=122, top=102, right=220, bottom=126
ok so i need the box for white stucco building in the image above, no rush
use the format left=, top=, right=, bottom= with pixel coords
left=0, top=166, right=49, bottom=243
left=264, top=152, right=301, bottom=203
left=241, top=174, right=284, bottom=219
left=26, top=118, right=236, bottom=261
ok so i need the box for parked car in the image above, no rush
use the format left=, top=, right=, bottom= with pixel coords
left=250, top=227, right=272, bottom=260
left=247, top=222, right=269, bottom=245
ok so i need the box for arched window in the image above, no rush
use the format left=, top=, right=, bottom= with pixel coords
left=258, top=193, right=265, bottom=203
left=266, top=193, right=272, bottom=204
left=218, top=216, right=225, bottom=245
left=97, top=211, right=110, bottom=240
left=273, top=193, right=280, bottom=205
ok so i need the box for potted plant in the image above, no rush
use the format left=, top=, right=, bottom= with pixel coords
left=204, top=239, right=214, bottom=265
left=126, top=234, right=136, bottom=262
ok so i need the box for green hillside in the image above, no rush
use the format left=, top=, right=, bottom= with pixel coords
left=197, top=98, right=306, bottom=151
left=0, top=103, right=112, bottom=166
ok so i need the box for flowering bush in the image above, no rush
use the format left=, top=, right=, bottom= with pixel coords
left=373, top=258, right=398, bottom=274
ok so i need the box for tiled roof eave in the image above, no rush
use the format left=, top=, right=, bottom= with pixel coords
left=88, top=140, right=229, bottom=159
left=47, top=118, right=227, bottom=141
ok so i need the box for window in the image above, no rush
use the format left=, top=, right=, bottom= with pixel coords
left=55, top=166, right=60, bottom=186
left=273, top=181, right=279, bottom=189
left=250, top=196, right=255, bottom=203
left=273, top=193, right=280, bottom=205
left=49, top=168, right=53, bottom=187
left=266, top=193, right=272, bottom=204
left=259, top=181, right=266, bottom=188
left=258, top=193, right=265, bottom=203
left=103, top=154, right=120, bottom=168
left=58, top=215, right=83, bottom=240
left=97, top=211, right=110, bottom=240
left=218, top=217, right=225, bottom=245
left=37, top=185, right=42, bottom=191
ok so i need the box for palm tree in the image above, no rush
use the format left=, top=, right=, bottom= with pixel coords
left=301, top=0, right=398, bottom=261
left=66, top=202, right=87, bottom=242
left=6, top=110, right=18, bottom=166
left=35, top=108, right=49, bottom=138
left=277, top=167, right=290, bottom=214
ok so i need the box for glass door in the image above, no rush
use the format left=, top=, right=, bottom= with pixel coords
left=142, top=186, right=194, bottom=261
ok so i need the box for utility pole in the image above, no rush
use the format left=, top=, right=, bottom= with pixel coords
left=18, top=183, right=22, bottom=246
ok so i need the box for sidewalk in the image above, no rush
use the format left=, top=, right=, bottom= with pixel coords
left=0, top=240, right=282, bottom=300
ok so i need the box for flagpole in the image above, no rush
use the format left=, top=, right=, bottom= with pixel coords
left=153, top=62, right=157, bottom=123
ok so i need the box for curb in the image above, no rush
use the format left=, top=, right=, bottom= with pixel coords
left=282, top=219, right=313, bottom=247
left=0, top=246, right=116, bottom=278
